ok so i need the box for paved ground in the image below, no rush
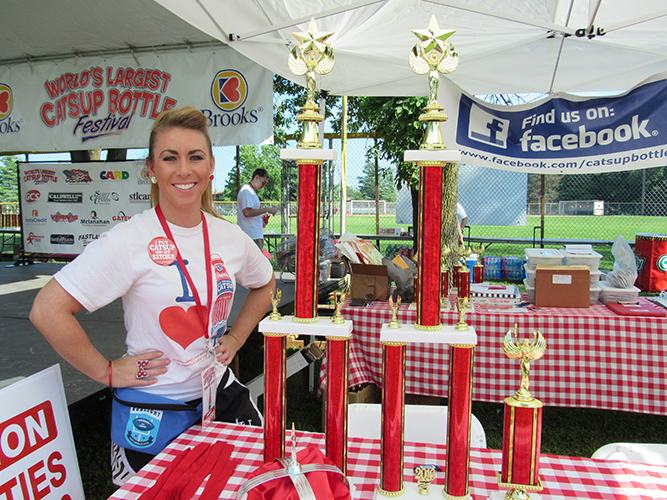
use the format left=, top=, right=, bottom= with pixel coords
left=0, top=260, right=318, bottom=405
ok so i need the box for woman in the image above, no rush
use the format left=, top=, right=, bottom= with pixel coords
left=30, top=106, right=275, bottom=484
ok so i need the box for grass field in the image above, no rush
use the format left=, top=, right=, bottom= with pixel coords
left=257, top=214, right=665, bottom=271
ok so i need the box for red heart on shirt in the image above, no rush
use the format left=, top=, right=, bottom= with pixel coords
left=159, top=305, right=208, bottom=350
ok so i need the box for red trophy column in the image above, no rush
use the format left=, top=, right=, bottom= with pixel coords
left=473, top=262, right=484, bottom=283
left=379, top=342, right=406, bottom=496
left=294, top=160, right=321, bottom=321
left=501, top=398, right=543, bottom=488
left=262, top=332, right=286, bottom=463
left=444, top=345, right=474, bottom=499
left=416, top=164, right=443, bottom=328
left=325, top=333, right=349, bottom=474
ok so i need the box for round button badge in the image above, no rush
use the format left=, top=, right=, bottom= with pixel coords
left=148, top=237, right=177, bottom=266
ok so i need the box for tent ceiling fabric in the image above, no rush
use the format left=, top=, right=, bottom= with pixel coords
left=0, top=0, right=219, bottom=65
left=154, top=0, right=667, bottom=96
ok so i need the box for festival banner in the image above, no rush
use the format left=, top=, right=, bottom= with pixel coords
left=439, top=72, right=667, bottom=174
left=0, top=49, right=273, bottom=152
left=20, top=161, right=150, bottom=255
left=0, top=365, right=84, bottom=500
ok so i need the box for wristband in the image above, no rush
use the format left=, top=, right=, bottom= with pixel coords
left=108, top=360, right=113, bottom=388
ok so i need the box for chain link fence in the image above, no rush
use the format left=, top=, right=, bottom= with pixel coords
left=10, top=131, right=666, bottom=273
left=206, top=137, right=667, bottom=273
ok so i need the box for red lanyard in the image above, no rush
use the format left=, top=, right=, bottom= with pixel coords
left=156, top=205, right=213, bottom=338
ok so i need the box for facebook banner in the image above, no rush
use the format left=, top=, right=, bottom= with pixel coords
left=442, top=72, right=667, bottom=174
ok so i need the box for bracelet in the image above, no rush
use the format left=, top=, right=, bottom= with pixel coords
left=108, top=360, right=113, bottom=388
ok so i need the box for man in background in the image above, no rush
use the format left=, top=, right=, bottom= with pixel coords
left=237, top=168, right=278, bottom=250
left=457, top=202, right=468, bottom=246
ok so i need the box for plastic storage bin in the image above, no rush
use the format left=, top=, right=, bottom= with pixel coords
left=524, top=248, right=564, bottom=270
left=590, top=286, right=601, bottom=305
left=502, top=257, right=523, bottom=281
left=483, top=256, right=501, bottom=280
left=524, top=278, right=535, bottom=304
left=598, top=281, right=641, bottom=303
left=563, top=249, right=603, bottom=272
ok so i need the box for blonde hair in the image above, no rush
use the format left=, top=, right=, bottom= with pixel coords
left=146, top=106, right=221, bottom=219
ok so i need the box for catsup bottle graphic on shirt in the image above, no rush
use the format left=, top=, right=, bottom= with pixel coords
left=210, top=254, right=234, bottom=342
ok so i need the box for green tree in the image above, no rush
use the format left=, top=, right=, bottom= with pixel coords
left=343, top=96, right=427, bottom=245
left=0, top=156, right=19, bottom=203
left=221, top=145, right=283, bottom=201
left=356, top=161, right=397, bottom=202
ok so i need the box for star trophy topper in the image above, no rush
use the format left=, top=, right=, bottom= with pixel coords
left=288, top=17, right=335, bottom=149
left=409, top=14, right=459, bottom=150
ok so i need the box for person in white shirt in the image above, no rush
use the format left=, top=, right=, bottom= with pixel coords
left=236, top=168, right=278, bottom=249
left=30, top=106, right=275, bottom=484
left=457, top=202, right=468, bottom=246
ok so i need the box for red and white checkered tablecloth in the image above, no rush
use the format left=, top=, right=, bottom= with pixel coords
left=319, top=296, right=667, bottom=415
left=109, top=422, right=667, bottom=499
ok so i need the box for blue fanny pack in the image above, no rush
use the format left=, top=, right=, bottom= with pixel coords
left=111, top=388, right=202, bottom=455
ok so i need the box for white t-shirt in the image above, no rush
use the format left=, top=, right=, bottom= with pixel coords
left=236, top=184, right=263, bottom=240
left=457, top=203, right=467, bottom=224
left=55, top=208, right=273, bottom=401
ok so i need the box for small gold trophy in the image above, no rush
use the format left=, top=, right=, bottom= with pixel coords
left=455, top=244, right=472, bottom=270
left=414, top=464, right=441, bottom=495
left=331, top=292, right=348, bottom=324
left=455, top=296, right=469, bottom=331
left=503, top=325, right=546, bottom=402
left=409, top=14, right=459, bottom=150
left=388, top=295, right=402, bottom=329
left=269, top=289, right=282, bottom=321
left=287, top=17, right=335, bottom=149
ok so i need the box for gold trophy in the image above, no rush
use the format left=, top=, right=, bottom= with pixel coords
left=455, top=244, right=472, bottom=270
left=497, top=325, right=546, bottom=500
left=331, top=292, right=348, bottom=324
left=288, top=17, right=335, bottom=149
left=455, top=296, right=469, bottom=331
left=409, top=14, right=459, bottom=150
left=503, top=325, right=546, bottom=402
left=269, top=289, right=282, bottom=321
left=388, top=295, right=402, bottom=329
left=414, top=464, right=441, bottom=495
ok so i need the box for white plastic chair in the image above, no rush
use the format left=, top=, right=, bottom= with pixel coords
left=347, top=403, right=487, bottom=448
left=591, top=443, right=667, bottom=465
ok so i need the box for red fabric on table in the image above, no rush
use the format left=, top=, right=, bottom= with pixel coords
left=320, top=296, right=667, bottom=416
left=138, top=448, right=191, bottom=500
left=112, top=422, right=667, bottom=500
left=178, top=441, right=231, bottom=500
left=246, top=446, right=351, bottom=500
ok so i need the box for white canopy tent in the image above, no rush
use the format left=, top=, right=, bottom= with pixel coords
left=3, top=1, right=667, bottom=97
left=154, top=0, right=667, bottom=96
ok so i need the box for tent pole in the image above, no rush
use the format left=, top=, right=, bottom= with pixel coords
left=340, top=96, right=348, bottom=235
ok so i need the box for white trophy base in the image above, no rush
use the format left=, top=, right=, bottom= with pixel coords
left=380, top=322, right=477, bottom=346
left=403, top=149, right=461, bottom=163
left=280, top=148, right=337, bottom=161
left=489, top=490, right=543, bottom=500
left=258, top=315, right=353, bottom=339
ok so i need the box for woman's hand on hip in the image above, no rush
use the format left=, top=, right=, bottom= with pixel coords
left=110, top=351, right=170, bottom=388
left=215, top=335, right=241, bottom=366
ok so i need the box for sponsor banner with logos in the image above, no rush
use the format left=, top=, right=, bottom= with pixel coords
left=0, top=49, right=272, bottom=152
left=20, top=161, right=150, bottom=255
left=438, top=72, right=667, bottom=174
left=0, top=365, right=84, bottom=500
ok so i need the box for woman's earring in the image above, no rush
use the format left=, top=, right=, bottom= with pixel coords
left=209, top=174, right=214, bottom=181
left=151, top=176, right=157, bottom=184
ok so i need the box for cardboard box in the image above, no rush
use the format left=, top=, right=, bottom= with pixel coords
left=350, top=263, right=389, bottom=301
left=535, top=265, right=590, bottom=308
left=348, top=383, right=382, bottom=404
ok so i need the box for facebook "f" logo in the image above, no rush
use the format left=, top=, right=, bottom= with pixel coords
left=468, top=104, right=509, bottom=149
